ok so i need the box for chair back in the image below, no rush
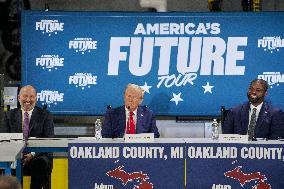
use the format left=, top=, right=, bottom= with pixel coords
left=220, top=106, right=229, bottom=126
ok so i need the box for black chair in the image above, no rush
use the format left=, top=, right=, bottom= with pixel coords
left=220, top=106, right=230, bottom=126
left=43, top=104, right=48, bottom=110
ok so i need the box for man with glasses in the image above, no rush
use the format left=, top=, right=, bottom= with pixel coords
left=222, top=79, right=284, bottom=140
left=102, top=83, right=160, bottom=138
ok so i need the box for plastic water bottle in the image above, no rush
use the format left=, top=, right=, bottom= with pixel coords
left=94, top=119, right=102, bottom=140
left=211, top=119, right=219, bottom=140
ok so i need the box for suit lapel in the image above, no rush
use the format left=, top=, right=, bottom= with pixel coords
left=119, top=107, right=126, bottom=133
left=136, top=107, right=142, bottom=133
left=29, top=107, right=38, bottom=135
left=15, top=109, right=22, bottom=132
left=242, top=103, right=250, bottom=131
left=256, top=103, right=267, bottom=128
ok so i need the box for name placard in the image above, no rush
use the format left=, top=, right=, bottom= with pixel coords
left=124, top=133, right=154, bottom=143
left=218, top=134, right=248, bottom=143
left=0, top=133, right=23, bottom=141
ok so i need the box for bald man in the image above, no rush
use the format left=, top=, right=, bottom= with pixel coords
left=1, top=85, right=54, bottom=189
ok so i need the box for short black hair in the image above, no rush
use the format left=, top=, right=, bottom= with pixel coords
left=250, top=79, right=268, bottom=92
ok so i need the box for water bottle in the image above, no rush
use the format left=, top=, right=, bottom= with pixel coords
left=94, top=118, right=102, bottom=140
left=211, top=119, right=219, bottom=140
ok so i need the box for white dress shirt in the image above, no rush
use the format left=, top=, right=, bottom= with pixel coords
left=248, top=102, right=263, bottom=128
left=125, top=106, right=137, bottom=133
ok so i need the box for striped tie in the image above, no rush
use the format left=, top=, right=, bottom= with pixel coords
left=248, top=108, right=257, bottom=141
left=23, top=112, right=29, bottom=140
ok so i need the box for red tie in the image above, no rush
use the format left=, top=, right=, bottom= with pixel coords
left=127, top=112, right=136, bottom=134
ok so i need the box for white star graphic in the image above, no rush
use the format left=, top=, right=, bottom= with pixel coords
left=202, top=82, right=214, bottom=94
left=170, top=92, right=183, bottom=106
left=140, top=82, right=152, bottom=94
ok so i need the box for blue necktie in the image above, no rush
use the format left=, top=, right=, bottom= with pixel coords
left=23, top=112, right=29, bottom=140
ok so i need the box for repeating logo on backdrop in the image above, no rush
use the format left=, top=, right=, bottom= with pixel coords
left=69, top=38, right=97, bottom=54
left=258, top=36, right=284, bottom=53
left=36, top=55, right=64, bottom=71
left=37, top=90, right=64, bottom=107
left=69, top=73, right=97, bottom=90
left=258, top=72, right=284, bottom=88
left=35, top=19, right=64, bottom=36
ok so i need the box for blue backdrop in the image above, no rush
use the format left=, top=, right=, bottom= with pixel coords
left=21, top=11, right=284, bottom=115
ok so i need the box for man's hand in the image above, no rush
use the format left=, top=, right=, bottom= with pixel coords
left=23, top=153, right=33, bottom=166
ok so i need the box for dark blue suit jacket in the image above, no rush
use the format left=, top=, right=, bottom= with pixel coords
left=2, top=106, right=54, bottom=138
left=222, top=101, right=284, bottom=139
left=2, top=106, right=54, bottom=172
left=102, top=106, right=160, bottom=138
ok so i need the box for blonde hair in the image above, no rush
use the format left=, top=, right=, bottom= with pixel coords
left=125, top=83, right=145, bottom=100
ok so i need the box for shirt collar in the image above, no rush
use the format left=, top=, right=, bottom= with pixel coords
left=125, top=106, right=137, bottom=116
left=21, top=108, right=34, bottom=116
left=250, top=102, right=263, bottom=112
